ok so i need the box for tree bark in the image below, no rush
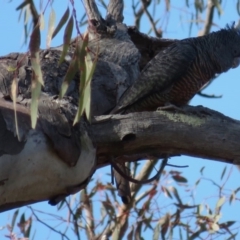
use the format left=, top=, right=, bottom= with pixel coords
left=92, top=106, right=240, bottom=166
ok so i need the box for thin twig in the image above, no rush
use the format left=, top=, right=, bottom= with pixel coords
left=130, top=158, right=168, bottom=199
left=28, top=206, right=71, bottom=240
left=197, top=92, right=222, bottom=99
left=64, top=199, right=81, bottom=240
left=107, top=0, right=124, bottom=22
left=83, top=0, right=103, bottom=22
left=135, top=183, right=158, bottom=204
left=132, top=0, right=152, bottom=29
left=199, top=0, right=215, bottom=36
left=110, top=158, right=167, bottom=184
left=82, top=189, right=96, bottom=240
left=140, top=0, right=162, bottom=37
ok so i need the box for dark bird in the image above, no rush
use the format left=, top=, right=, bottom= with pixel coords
left=111, top=24, right=240, bottom=205
left=111, top=24, right=240, bottom=114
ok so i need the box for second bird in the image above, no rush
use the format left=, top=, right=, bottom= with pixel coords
left=111, top=24, right=240, bottom=114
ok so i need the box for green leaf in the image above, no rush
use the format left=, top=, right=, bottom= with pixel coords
left=160, top=214, right=170, bottom=239
left=19, top=213, right=26, bottom=234
left=59, top=15, right=74, bottom=65
left=225, top=233, right=238, bottom=240
left=197, top=204, right=204, bottom=215
left=179, top=226, right=183, bottom=240
left=7, top=66, right=17, bottom=72
left=127, top=226, right=134, bottom=240
left=229, top=191, right=235, bottom=205
left=172, top=175, right=188, bottom=183
left=195, top=178, right=200, bottom=186
left=216, top=196, right=225, bottom=209
left=57, top=199, right=65, bottom=210
left=143, top=214, right=154, bottom=231
left=24, top=5, right=31, bottom=24
left=102, top=200, right=115, bottom=217
left=234, top=186, right=240, bottom=194
left=46, top=8, right=56, bottom=48
left=213, top=0, right=223, bottom=16
left=153, top=222, right=161, bottom=240
left=83, top=50, right=97, bottom=120
left=29, top=19, right=43, bottom=130
left=39, top=13, right=44, bottom=31
left=200, top=166, right=205, bottom=175
left=169, top=186, right=182, bottom=204
left=100, top=205, right=107, bottom=221
left=16, top=0, right=29, bottom=10
left=80, top=189, right=86, bottom=203
left=59, top=56, right=78, bottom=98
left=30, top=30, right=44, bottom=129
left=11, top=209, right=19, bottom=229
left=31, top=53, right=43, bottom=85
left=210, top=222, right=219, bottom=233
left=29, top=26, right=40, bottom=54
left=74, top=32, right=97, bottom=123
left=220, top=166, right=227, bottom=180
left=223, top=221, right=236, bottom=228
left=52, top=7, right=70, bottom=39
left=22, top=7, right=31, bottom=44
left=73, top=33, right=90, bottom=124
left=25, top=217, right=32, bottom=237
left=30, top=75, right=41, bottom=129
left=162, top=186, right=172, bottom=199
left=11, top=77, right=20, bottom=140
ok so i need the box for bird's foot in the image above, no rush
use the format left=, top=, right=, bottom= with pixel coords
left=157, top=103, right=185, bottom=113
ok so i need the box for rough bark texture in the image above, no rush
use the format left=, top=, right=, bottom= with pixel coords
left=92, top=106, right=240, bottom=166
left=0, top=0, right=239, bottom=212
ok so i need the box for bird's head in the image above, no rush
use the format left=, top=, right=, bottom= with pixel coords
left=214, top=23, right=240, bottom=71
left=222, top=22, right=240, bottom=68
left=230, top=24, right=240, bottom=70
left=226, top=23, right=240, bottom=67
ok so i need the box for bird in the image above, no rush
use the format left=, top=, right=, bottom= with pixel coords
left=111, top=24, right=240, bottom=114
left=110, top=23, right=240, bottom=204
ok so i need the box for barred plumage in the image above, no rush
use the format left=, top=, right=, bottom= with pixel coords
left=111, top=24, right=240, bottom=114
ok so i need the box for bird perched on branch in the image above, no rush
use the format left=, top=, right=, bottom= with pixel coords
left=111, top=23, right=240, bottom=205
left=111, top=24, right=240, bottom=114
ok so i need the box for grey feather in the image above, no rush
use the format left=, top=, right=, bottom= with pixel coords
left=111, top=24, right=240, bottom=114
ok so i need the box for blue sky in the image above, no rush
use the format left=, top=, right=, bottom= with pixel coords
left=1, top=0, right=240, bottom=239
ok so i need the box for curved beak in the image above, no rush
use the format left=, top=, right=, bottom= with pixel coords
left=232, top=57, right=240, bottom=68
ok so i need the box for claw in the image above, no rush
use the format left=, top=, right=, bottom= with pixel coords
left=157, top=103, right=185, bottom=113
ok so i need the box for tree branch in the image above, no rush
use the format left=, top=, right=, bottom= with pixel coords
left=92, top=106, right=240, bottom=166
left=0, top=101, right=239, bottom=212
left=199, top=0, right=215, bottom=36
left=107, top=0, right=124, bottom=22
left=140, top=0, right=162, bottom=37
left=84, top=0, right=103, bottom=23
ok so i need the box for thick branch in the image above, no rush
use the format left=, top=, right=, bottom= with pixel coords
left=84, top=0, right=103, bottom=22
left=107, top=0, right=124, bottom=22
left=0, top=102, right=239, bottom=212
left=199, top=0, right=215, bottom=36
left=92, top=106, right=240, bottom=166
